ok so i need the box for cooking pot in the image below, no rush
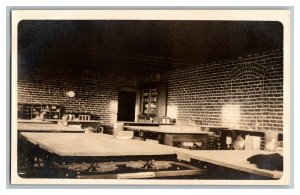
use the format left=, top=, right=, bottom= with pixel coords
left=233, top=135, right=245, bottom=150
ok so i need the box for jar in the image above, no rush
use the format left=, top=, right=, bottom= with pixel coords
left=166, top=117, right=170, bottom=123
left=264, top=131, right=278, bottom=151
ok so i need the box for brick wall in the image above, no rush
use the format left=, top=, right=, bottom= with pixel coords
left=17, top=68, right=139, bottom=125
left=18, top=49, right=283, bottom=131
left=163, top=49, right=283, bottom=131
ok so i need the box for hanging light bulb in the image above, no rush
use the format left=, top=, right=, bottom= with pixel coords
left=66, top=90, right=75, bottom=98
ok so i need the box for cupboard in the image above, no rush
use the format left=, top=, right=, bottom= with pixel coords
left=139, top=83, right=167, bottom=120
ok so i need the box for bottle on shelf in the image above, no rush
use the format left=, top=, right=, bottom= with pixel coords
left=226, top=136, right=234, bottom=150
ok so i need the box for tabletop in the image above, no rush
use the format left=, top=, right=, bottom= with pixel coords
left=124, top=125, right=214, bottom=135
left=123, top=122, right=175, bottom=126
left=67, top=120, right=101, bottom=123
left=176, top=149, right=283, bottom=179
left=18, top=123, right=85, bottom=132
left=20, top=132, right=176, bottom=157
left=18, top=119, right=55, bottom=124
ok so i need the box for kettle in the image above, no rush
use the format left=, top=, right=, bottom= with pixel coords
left=233, top=135, right=245, bottom=150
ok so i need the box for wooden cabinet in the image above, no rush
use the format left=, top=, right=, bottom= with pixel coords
left=18, top=103, right=62, bottom=120
left=140, top=83, right=167, bottom=119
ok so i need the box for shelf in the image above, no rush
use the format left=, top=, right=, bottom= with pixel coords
left=140, top=83, right=167, bottom=117
left=18, top=103, right=62, bottom=120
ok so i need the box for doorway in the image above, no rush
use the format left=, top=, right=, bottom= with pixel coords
left=117, top=90, right=136, bottom=121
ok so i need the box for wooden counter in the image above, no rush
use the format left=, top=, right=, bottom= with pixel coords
left=176, top=150, right=283, bottom=179
left=124, top=126, right=214, bottom=134
left=18, top=119, right=55, bottom=124
left=123, top=122, right=175, bottom=126
left=66, top=120, right=102, bottom=129
left=18, top=123, right=85, bottom=133
left=67, top=120, right=101, bottom=123
left=124, top=125, right=213, bottom=149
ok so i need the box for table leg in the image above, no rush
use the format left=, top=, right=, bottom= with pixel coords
left=201, top=135, right=208, bottom=150
left=164, top=134, right=174, bottom=146
left=157, top=133, right=164, bottom=144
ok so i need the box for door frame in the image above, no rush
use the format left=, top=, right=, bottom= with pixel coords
left=117, top=86, right=140, bottom=122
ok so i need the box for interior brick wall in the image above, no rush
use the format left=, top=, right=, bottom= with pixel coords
left=17, top=68, right=138, bottom=125
left=17, top=49, right=283, bottom=131
left=163, top=49, right=283, bottom=131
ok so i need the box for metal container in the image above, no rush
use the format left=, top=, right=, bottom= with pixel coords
left=264, top=131, right=278, bottom=151
left=233, top=136, right=245, bottom=150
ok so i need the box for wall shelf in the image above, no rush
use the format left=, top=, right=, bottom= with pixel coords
left=18, top=103, right=62, bottom=120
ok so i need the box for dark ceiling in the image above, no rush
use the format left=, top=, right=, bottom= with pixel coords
left=18, top=20, right=283, bottom=74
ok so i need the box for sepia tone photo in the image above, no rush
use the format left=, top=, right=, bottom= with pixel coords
left=11, top=10, right=291, bottom=185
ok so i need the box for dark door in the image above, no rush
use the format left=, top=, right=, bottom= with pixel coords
left=117, top=91, right=136, bottom=121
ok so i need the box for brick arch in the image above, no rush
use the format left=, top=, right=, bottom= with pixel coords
left=230, top=62, right=266, bottom=81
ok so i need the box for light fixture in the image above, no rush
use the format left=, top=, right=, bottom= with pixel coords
left=66, top=90, right=75, bottom=98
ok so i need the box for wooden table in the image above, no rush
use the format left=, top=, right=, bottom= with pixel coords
left=66, top=120, right=102, bottom=130
left=67, top=120, right=101, bottom=124
left=123, top=122, right=175, bottom=126
left=18, top=123, right=85, bottom=133
left=19, top=132, right=283, bottom=179
left=18, top=119, right=55, bottom=124
left=19, top=133, right=210, bottom=179
left=176, top=150, right=283, bottom=179
left=17, top=123, right=85, bottom=164
left=124, top=125, right=213, bottom=149
left=20, top=132, right=176, bottom=157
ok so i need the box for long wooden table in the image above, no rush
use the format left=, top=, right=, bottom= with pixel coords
left=19, top=132, right=283, bottom=179
left=20, top=132, right=176, bottom=157
left=19, top=133, right=183, bottom=179
left=124, top=126, right=214, bottom=134
left=176, top=150, right=283, bottom=179
left=124, top=125, right=213, bottom=149
left=18, top=119, right=55, bottom=124
left=123, top=122, right=175, bottom=126
left=18, top=123, right=85, bottom=133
